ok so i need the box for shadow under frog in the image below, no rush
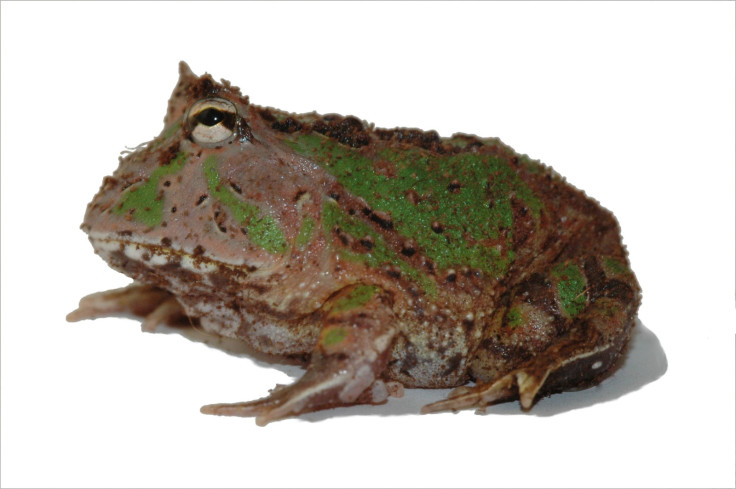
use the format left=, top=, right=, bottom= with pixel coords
left=147, top=316, right=666, bottom=422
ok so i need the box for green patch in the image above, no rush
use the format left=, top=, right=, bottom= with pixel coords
left=506, top=306, right=523, bottom=328
left=322, top=327, right=347, bottom=346
left=203, top=156, right=288, bottom=254
left=114, top=151, right=188, bottom=227
left=284, top=132, right=541, bottom=278
left=295, top=216, right=315, bottom=249
left=604, top=256, right=630, bottom=276
left=322, top=200, right=437, bottom=296
left=329, top=284, right=381, bottom=314
left=553, top=263, right=587, bottom=317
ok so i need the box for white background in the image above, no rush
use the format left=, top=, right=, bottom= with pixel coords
left=2, top=2, right=734, bottom=487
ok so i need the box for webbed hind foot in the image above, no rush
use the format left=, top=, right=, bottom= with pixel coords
left=424, top=255, right=639, bottom=415
left=421, top=330, right=622, bottom=414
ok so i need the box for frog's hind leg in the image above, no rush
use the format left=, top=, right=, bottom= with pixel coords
left=200, top=285, right=399, bottom=426
left=66, top=282, right=187, bottom=332
left=423, top=255, right=640, bottom=414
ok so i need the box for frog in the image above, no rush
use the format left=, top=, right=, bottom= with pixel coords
left=68, top=62, right=641, bottom=425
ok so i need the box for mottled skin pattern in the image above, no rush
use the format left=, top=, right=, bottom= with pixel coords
left=68, top=63, right=641, bottom=425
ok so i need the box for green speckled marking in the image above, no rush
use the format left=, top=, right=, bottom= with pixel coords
left=604, top=256, right=630, bottom=276
left=295, top=216, right=315, bottom=249
left=203, top=156, right=288, bottom=254
left=330, top=284, right=381, bottom=314
left=322, top=327, right=347, bottom=346
left=322, top=200, right=437, bottom=296
left=553, top=263, right=587, bottom=317
left=284, top=132, right=541, bottom=277
left=506, top=306, right=523, bottom=328
left=114, top=151, right=188, bottom=227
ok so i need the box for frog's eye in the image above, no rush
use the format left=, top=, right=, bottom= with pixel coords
left=187, top=98, right=238, bottom=146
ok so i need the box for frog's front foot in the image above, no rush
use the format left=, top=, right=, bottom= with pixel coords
left=201, top=377, right=404, bottom=426
left=201, top=285, right=399, bottom=425
left=66, top=282, right=186, bottom=332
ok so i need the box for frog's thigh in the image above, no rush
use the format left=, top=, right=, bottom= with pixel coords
left=424, top=255, right=639, bottom=414
left=201, top=285, right=397, bottom=426
left=66, top=282, right=186, bottom=332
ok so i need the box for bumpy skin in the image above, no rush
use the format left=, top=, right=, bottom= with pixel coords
left=68, top=62, right=641, bottom=425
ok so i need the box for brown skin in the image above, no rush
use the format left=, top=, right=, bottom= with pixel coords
left=69, top=62, right=641, bottom=424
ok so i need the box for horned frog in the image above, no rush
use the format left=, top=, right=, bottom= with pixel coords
left=68, top=62, right=641, bottom=425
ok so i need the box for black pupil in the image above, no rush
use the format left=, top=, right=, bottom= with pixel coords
left=196, top=107, right=224, bottom=127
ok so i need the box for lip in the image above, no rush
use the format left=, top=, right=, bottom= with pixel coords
left=89, top=231, right=224, bottom=274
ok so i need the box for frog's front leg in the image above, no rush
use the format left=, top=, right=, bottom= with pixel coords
left=423, top=255, right=640, bottom=414
left=66, top=282, right=186, bottom=332
left=201, top=285, right=398, bottom=426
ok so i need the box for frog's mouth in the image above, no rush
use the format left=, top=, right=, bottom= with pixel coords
left=88, top=231, right=256, bottom=298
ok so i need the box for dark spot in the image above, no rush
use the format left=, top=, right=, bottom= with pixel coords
left=163, top=181, right=171, bottom=187
left=118, top=230, right=132, bottom=237
left=271, top=117, right=303, bottom=133
left=442, top=354, right=463, bottom=376
left=141, top=252, right=151, bottom=262
left=311, top=115, right=370, bottom=148
left=359, top=235, right=374, bottom=250
left=209, top=270, right=234, bottom=290
left=431, top=221, right=444, bottom=234
left=294, top=189, right=307, bottom=202
left=171, top=206, right=177, bottom=213
left=213, top=206, right=228, bottom=233
left=445, top=270, right=457, bottom=283
left=196, top=195, right=208, bottom=206
left=240, top=227, right=248, bottom=235
left=385, top=266, right=401, bottom=279
left=329, top=192, right=341, bottom=201
left=447, top=179, right=462, bottom=193
left=401, top=240, right=417, bottom=257
left=462, top=315, right=474, bottom=330
left=583, top=256, right=607, bottom=298
left=375, top=128, right=443, bottom=152
left=192, top=245, right=205, bottom=256
left=257, top=108, right=276, bottom=122
left=370, top=210, right=393, bottom=230
left=229, top=181, right=243, bottom=194
left=602, top=280, right=634, bottom=302
left=337, top=231, right=351, bottom=246
left=161, top=237, right=172, bottom=247
left=157, top=141, right=181, bottom=167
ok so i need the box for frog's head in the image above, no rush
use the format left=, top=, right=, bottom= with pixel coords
left=82, top=62, right=319, bottom=290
